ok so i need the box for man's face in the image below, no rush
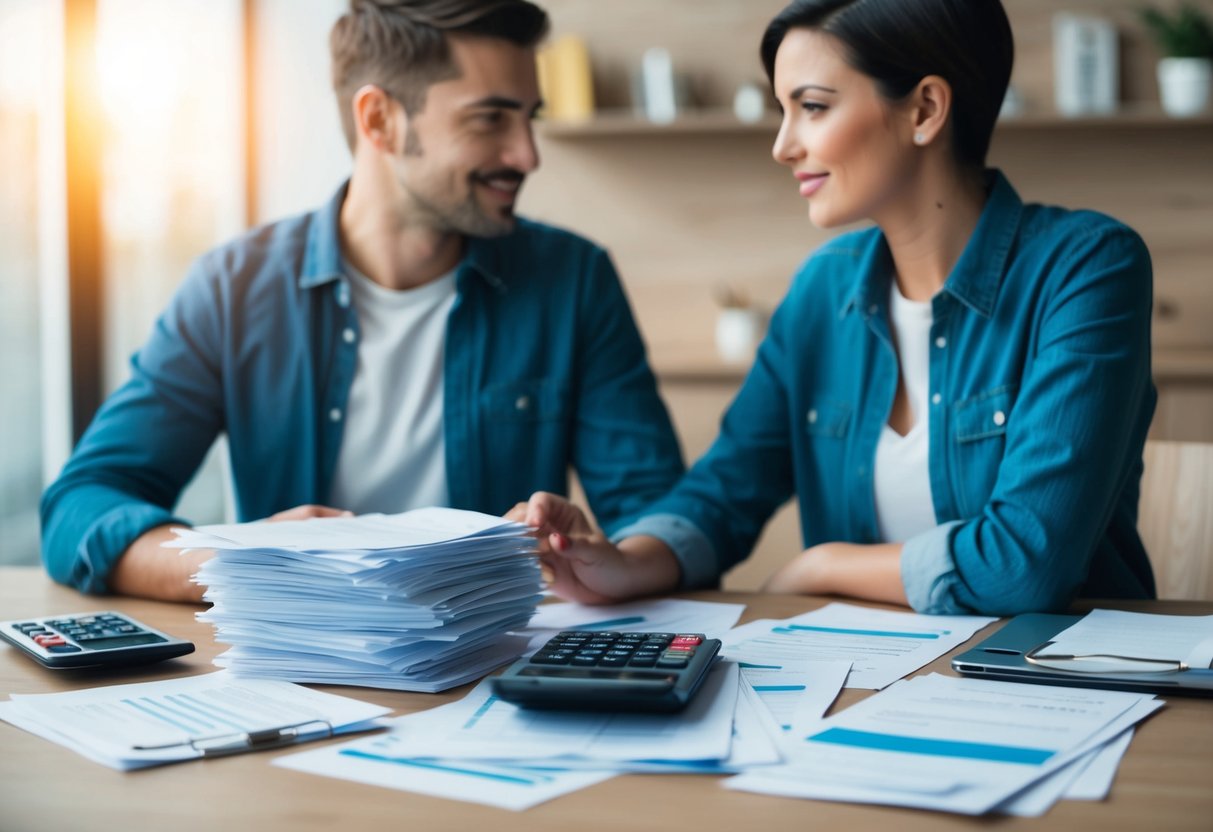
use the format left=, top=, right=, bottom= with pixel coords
left=393, top=35, right=542, bottom=238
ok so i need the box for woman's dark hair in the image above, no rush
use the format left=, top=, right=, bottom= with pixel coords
left=760, top=0, right=1013, bottom=170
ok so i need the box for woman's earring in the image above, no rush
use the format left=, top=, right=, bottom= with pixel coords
left=914, top=132, right=926, bottom=145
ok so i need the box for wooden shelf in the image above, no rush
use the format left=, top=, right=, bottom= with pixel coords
left=538, top=106, right=1213, bottom=139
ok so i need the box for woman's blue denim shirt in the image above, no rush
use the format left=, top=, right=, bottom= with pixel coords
left=620, top=171, right=1156, bottom=616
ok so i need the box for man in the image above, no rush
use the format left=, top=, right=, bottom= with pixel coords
left=41, top=0, right=683, bottom=602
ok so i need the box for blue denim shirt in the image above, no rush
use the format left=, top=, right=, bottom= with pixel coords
left=619, top=171, right=1156, bottom=616
left=42, top=184, right=684, bottom=593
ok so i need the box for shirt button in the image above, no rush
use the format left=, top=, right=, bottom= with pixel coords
left=868, top=304, right=878, bottom=315
left=807, top=409, right=818, bottom=424
left=342, top=327, right=356, bottom=344
left=932, top=393, right=942, bottom=405
left=515, top=395, right=531, bottom=411
left=993, top=410, right=1007, bottom=427
left=935, top=336, right=947, bottom=349
left=329, top=408, right=342, bottom=422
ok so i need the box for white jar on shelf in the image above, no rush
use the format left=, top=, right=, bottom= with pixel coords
left=1158, top=57, right=1212, bottom=117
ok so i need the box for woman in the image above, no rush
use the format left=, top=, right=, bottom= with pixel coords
left=518, top=0, right=1156, bottom=616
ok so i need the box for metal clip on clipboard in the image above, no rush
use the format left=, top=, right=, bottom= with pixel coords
left=131, top=718, right=335, bottom=758
left=1024, top=643, right=1188, bottom=675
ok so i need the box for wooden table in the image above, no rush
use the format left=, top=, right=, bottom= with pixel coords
left=2, top=567, right=1210, bottom=832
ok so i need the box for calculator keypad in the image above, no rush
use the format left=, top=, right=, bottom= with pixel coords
left=12, top=613, right=148, bottom=652
left=532, top=631, right=706, bottom=671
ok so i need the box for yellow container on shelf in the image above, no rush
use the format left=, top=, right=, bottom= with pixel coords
left=536, top=34, right=595, bottom=122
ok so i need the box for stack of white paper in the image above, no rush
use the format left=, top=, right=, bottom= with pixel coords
left=171, top=508, right=544, bottom=691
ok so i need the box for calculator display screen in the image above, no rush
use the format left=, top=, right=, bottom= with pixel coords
left=82, top=633, right=167, bottom=650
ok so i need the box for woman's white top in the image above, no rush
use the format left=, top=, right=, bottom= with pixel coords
left=328, top=263, right=458, bottom=514
left=873, top=280, right=938, bottom=543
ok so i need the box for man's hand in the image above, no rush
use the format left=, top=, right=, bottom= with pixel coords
left=108, top=504, right=353, bottom=603
left=265, top=505, right=354, bottom=522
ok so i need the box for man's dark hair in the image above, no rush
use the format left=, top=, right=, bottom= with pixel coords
left=330, top=0, right=549, bottom=150
left=760, top=0, right=1013, bottom=170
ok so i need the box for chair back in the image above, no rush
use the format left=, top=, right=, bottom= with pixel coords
left=1138, top=440, right=1213, bottom=600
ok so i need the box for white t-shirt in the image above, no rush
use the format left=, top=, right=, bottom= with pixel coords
left=327, top=263, right=458, bottom=515
left=873, top=280, right=937, bottom=543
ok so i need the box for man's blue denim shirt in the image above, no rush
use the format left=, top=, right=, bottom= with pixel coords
left=618, top=171, right=1157, bottom=616
left=42, top=184, right=684, bottom=593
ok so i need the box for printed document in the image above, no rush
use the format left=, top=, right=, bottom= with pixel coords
left=1038, top=609, right=1213, bottom=671
left=390, top=661, right=739, bottom=762
left=0, top=671, right=389, bottom=770
left=724, top=673, right=1161, bottom=815
left=723, top=603, right=994, bottom=689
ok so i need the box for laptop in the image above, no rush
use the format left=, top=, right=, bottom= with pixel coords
left=951, top=613, right=1213, bottom=696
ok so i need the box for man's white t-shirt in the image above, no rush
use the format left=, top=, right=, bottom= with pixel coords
left=873, top=281, right=937, bottom=543
left=327, top=263, right=458, bottom=514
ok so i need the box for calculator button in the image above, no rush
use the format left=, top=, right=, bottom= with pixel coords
left=628, top=656, right=658, bottom=667
left=34, top=635, right=67, bottom=647
left=575, top=649, right=606, bottom=657
left=591, top=632, right=620, bottom=639
left=671, top=636, right=702, bottom=647
left=531, top=653, right=573, bottom=665
left=76, top=617, right=96, bottom=625
left=570, top=656, right=600, bottom=666
left=599, top=656, right=629, bottom=667
left=605, top=649, right=634, bottom=658
left=656, top=657, right=689, bottom=669
left=117, top=624, right=139, bottom=633
left=47, top=645, right=83, bottom=653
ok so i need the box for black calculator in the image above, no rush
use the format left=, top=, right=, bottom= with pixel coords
left=0, top=612, right=194, bottom=669
left=492, top=631, right=722, bottom=713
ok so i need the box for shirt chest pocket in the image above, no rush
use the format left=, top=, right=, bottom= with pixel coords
left=482, top=378, right=569, bottom=423
left=804, top=399, right=852, bottom=440
left=954, top=384, right=1018, bottom=443
left=951, top=383, right=1018, bottom=516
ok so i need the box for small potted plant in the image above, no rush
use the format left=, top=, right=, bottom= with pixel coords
left=1140, top=3, right=1213, bottom=116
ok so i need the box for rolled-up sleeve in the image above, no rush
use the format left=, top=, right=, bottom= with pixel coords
left=610, top=513, right=719, bottom=589
left=900, top=521, right=965, bottom=614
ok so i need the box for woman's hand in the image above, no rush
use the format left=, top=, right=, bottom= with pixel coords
left=762, top=542, right=910, bottom=607
left=508, top=492, right=682, bottom=604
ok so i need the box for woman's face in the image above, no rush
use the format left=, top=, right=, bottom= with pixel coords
left=771, top=27, right=917, bottom=229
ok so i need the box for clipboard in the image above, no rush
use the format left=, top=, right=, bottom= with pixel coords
left=951, top=613, right=1213, bottom=696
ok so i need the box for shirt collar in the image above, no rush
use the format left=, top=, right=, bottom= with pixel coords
left=298, top=180, right=509, bottom=294
left=840, top=169, right=1023, bottom=319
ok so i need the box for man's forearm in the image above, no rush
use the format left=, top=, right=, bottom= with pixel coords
left=108, top=525, right=211, bottom=603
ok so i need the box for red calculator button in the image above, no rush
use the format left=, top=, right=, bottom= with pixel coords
left=671, top=636, right=702, bottom=647
left=34, top=635, right=67, bottom=647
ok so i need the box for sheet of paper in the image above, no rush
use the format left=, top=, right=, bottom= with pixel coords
left=1043, top=609, right=1213, bottom=669
left=723, top=673, right=1161, bottom=815
left=722, top=603, right=995, bottom=689
left=1064, top=726, right=1134, bottom=800
left=540, top=677, right=783, bottom=774
left=523, top=599, right=745, bottom=652
left=0, top=671, right=390, bottom=770
left=738, top=660, right=850, bottom=734
left=275, top=727, right=615, bottom=811
left=383, top=662, right=739, bottom=763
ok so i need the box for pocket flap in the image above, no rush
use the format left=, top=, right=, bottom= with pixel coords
left=954, top=384, right=1017, bottom=443
left=805, top=399, right=852, bottom=439
left=483, top=378, right=568, bottom=422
